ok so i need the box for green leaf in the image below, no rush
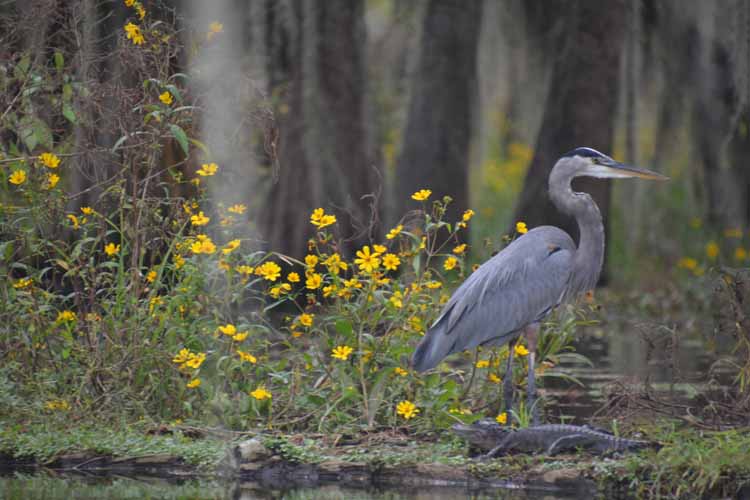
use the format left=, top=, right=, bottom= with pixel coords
left=18, top=116, right=53, bottom=150
left=169, top=124, right=189, bottom=155
left=54, top=52, right=64, bottom=72
left=188, top=137, right=211, bottom=156
left=62, top=83, right=73, bottom=102
left=62, top=103, right=76, bottom=124
left=14, top=55, right=30, bottom=79
left=0, top=241, right=13, bottom=262
left=335, top=319, right=353, bottom=336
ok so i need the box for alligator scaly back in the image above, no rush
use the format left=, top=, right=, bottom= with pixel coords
left=452, top=420, right=657, bottom=457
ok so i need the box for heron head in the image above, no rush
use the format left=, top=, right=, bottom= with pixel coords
left=560, top=147, right=669, bottom=181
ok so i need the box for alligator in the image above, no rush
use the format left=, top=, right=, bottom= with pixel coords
left=452, top=419, right=656, bottom=457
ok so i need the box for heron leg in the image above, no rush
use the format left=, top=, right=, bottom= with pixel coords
left=502, top=337, right=517, bottom=414
left=524, top=323, right=540, bottom=425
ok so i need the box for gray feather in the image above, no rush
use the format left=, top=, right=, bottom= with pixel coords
left=412, top=227, right=575, bottom=372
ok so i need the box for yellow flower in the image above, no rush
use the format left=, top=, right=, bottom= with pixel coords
left=81, top=206, right=94, bottom=215
left=232, top=331, right=248, bottom=342
left=237, top=349, right=257, bottom=363
left=331, top=345, right=354, bottom=361
left=734, top=247, right=747, bottom=261
left=191, top=235, right=217, bottom=255
left=375, top=276, right=391, bottom=286
left=496, top=412, right=508, bottom=424
left=190, top=211, right=210, bottom=226
left=236, top=264, right=253, bottom=275
left=269, top=283, right=291, bottom=298
left=255, top=261, right=282, bottom=281
left=382, top=253, right=401, bottom=271
left=411, top=189, right=432, bottom=201
left=677, top=257, right=697, bottom=270
left=389, top=290, right=403, bottom=308
left=443, top=256, right=458, bottom=271
left=56, top=310, right=76, bottom=323
left=218, top=324, right=237, bottom=336
left=40, top=152, right=61, bottom=168
left=298, top=313, right=314, bottom=327
left=462, top=209, right=475, bottom=222
left=135, top=4, right=145, bottom=19
left=159, top=91, right=173, bottom=105
left=125, top=0, right=135, bottom=6
left=355, top=246, right=380, bottom=273
left=228, top=204, right=246, bottom=214
left=489, top=373, right=501, bottom=384
left=104, top=243, right=120, bottom=256
left=475, top=360, right=489, bottom=368
left=706, top=241, right=719, bottom=260
left=45, top=173, right=60, bottom=189
left=174, top=254, right=185, bottom=269
left=146, top=270, right=157, bottom=283
left=724, top=228, right=743, bottom=238
left=149, top=296, right=163, bottom=313
left=394, top=367, right=408, bottom=377
left=124, top=22, right=144, bottom=45
left=67, top=214, right=81, bottom=229
left=186, top=378, right=201, bottom=388
left=310, top=208, right=337, bottom=229
left=222, top=239, right=240, bottom=255
left=373, top=244, right=387, bottom=255
left=452, top=244, right=467, bottom=255
left=386, top=224, right=403, bottom=240
left=13, top=277, right=33, bottom=289
left=172, top=348, right=191, bottom=364
left=305, top=254, right=319, bottom=268
left=9, top=170, right=26, bottom=185
left=185, top=352, right=206, bottom=369
left=343, top=277, right=362, bottom=289
left=250, top=385, right=271, bottom=400
left=514, top=344, right=529, bottom=357
left=409, top=316, right=423, bottom=333
left=324, top=253, right=347, bottom=275
left=207, top=21, right=224, bottom=41
left=287, top=272, right=301, bottom=283
left=45, top=400, right=70, bottom=411
left=305, top=273, right=323, bottom=290
left=322, top=285, right=336, bottom=297
left=196, top=162, right=218, bottom=176
left=516, top=221, right=528, bottom=234
left=396, top=400, right=419, bottom=419
left=425, top=280, right=442, bottom=289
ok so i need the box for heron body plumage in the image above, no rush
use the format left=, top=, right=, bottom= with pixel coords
left=411, top=227, right=576, bottom=372
left=410, top=147, right=667, bottom=421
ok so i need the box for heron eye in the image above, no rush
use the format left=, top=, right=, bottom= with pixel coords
left=591, top=158, right=600, bottom=165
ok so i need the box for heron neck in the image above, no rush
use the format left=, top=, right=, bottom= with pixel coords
left=549, top=169, right=604, bottom=294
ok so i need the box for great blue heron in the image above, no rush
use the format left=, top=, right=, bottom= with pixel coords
left=412, top=147, right=668, bottom=422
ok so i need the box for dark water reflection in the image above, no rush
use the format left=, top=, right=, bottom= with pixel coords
left=0, top=472, right=590, bottom=499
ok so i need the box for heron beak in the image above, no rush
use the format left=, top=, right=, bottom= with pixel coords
left=594, top=157, right=669, bottom=181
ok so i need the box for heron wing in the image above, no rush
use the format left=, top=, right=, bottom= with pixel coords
left=412, top=226, right=575, bottom=371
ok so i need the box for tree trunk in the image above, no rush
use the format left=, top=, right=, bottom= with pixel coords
left=513, top=0, right=626, bottom=283
left=394, top=0, right=482, bottom=229
left=260, top=0, right=373, bottom=258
